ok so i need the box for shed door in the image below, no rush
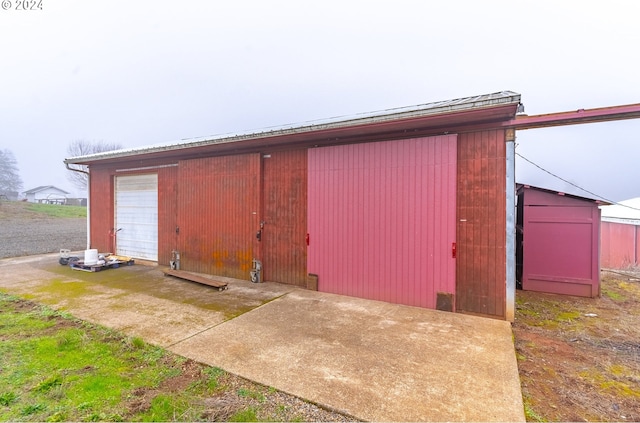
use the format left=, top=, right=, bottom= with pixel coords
left=262, top=150, right=308, bottom=286
left=175, top=154, right=260, bottom=278
left=308, top=135, right=457, bottom=309
left=115, top=174, right=158, bottom=261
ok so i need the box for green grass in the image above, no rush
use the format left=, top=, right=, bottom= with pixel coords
left=602, top=287, right=626, bottom=301
left=0, top=292, right=330, bottom=422
left=228, top=406, right=259, bottom=422
left=26, top=203, right=87, bottom=218
left=238, top=387, right=266, bottom=402
left=0, top=294, right=208, bottom=421
left=523, top=401, right=547, bottom=422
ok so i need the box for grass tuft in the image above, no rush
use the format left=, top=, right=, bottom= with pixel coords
left=228, top=406, right=259, bottom=422
left=0, top=392, right=17, bottom=406
left=33, top=375, right=63, bottom=393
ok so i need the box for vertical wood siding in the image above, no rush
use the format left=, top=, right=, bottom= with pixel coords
left=89, top=167, right=114, bottom=252
left=177, top=154, right=260, bottom=279
left=308, top=135, right=457, bottom=309
left=456, top=130, right=506, bottom=318
left=158, top=166, right=178, bottom=265
left=262, top=150, right=308, bottom=286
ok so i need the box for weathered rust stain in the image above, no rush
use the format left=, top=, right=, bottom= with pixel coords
left=212, top=250, right=229, bottom=268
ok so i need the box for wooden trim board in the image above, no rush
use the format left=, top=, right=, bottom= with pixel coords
left=162, top=269, right=228, bottom=290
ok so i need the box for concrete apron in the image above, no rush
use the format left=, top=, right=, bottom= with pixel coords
left=0, top=254, right=525, bottom=422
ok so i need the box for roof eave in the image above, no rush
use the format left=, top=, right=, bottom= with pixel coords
left=65, top=91, right=521, bottom=165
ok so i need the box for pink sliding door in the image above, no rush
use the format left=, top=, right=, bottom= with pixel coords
left=308, top=135, right=457, bottom=309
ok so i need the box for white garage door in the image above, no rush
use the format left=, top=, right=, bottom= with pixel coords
left=115, top=174, right=158, bottom=261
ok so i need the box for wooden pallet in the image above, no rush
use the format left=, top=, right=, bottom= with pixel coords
left=70, top=259, right=134, bottom=272
left=162, top=269, right=228, bottom=290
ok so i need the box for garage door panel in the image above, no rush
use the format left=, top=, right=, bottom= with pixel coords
left=115, top=174, right=158, bottom=261
left=308, top=135, right=457, bottom=309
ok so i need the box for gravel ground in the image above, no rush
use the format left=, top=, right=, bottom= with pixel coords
left=0, top=217, right=86, bottom=259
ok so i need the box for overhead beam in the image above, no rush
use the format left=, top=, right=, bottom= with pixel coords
left=507, top=103, right=640, bottom=130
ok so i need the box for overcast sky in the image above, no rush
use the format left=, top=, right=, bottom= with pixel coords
left=1, top=1, right=639, bottom=202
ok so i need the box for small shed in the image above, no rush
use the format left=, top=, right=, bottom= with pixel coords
left=23, top=185, right=70, bottom=204
left=516, top=184, right=606, bottom=298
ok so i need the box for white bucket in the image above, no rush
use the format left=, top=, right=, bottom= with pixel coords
left=84, top=249, right=99, bottom=265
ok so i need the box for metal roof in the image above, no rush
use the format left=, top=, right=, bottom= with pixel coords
left=600, top=197, right=640, bottom=220
left=65, top=90, right=521, bottom=164
left=23, top=185, right=70, bottom=195
left=516, top=183, right=611, bottom=206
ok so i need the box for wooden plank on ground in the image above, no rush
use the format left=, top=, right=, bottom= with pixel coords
left=162, top=269, right=228, bottom=290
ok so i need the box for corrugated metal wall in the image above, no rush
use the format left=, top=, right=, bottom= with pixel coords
left=308, top=135, right=457, bottom=309
left=89, top=166, right=114, bottom=252
left=262, top=150, right=308, bottom=286
left=601, top=221, right=639, bottom=268
left=158, top=166, right=178, bottom=265
left=521, top=189, right=600, bottom=298
left=83, top=128, right=513, bottom=318
left=177, top=154, right=260, bottom=278
left=456, top=130, right=506, bottom=318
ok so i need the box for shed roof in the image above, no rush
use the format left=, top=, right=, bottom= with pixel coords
left=23, top=185, right=70, bottom=195
left=600, top=197, right=640, bottom=221
left=516, top=183, right=611, bottom=205
left=65, top=91, right=521, bottom=165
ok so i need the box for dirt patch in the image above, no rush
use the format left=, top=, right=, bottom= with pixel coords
left=514, top=271, right=640, bottom=421
left=0, top=201, right=86, bottom=259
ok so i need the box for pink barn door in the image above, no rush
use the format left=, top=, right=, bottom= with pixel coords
left=307, top=135, right=457, bottom=309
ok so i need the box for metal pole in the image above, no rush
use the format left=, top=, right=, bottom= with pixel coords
left=505, top=129, right=516, bottom=322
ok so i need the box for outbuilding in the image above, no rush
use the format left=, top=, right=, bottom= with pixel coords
left=516, top=184, right=606, bottom=298
left=64, top=92, right=640, bottom=320
left=23, top=185, right=70, bottom=204
left=600, top=198, right=640, bottom=269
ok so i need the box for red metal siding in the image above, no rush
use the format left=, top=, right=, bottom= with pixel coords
left=177, top=154, right=260, bottom=279
left=158, top=166, right=178, bottom=265
left=456, top=130, right=506, bottom=318
left=521, top=189, right=600, bottom=297
left=262, top=150, right=308, bottom=286
left=89, top=166, right=114, bottom=252
left=601, top=221, right=639, bottom=268
left=308, top=135, right=457, bottom=309
left=637, top=226, right=640, bottom=265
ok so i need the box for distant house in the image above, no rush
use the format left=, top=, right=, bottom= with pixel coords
left=23, top=186, right=70, bottom=204
left=600, top=198, right=640, bottom=269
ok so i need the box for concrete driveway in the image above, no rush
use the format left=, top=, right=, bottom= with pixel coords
left=0, top=253, right=525, bottom=422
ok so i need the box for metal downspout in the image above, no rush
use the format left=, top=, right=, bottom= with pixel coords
left=65, top=163, right=90, bottom=250
left=505, top=129, right=516, bottom=321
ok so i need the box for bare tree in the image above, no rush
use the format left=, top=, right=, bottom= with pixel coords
left=66, top=140, right=123, bottom=190
left=0, top=149, right=23, bottom=195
